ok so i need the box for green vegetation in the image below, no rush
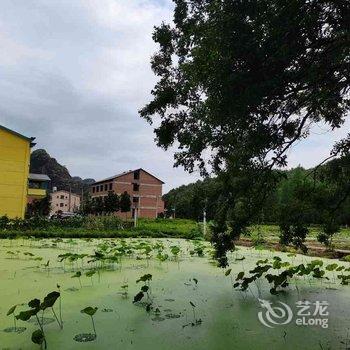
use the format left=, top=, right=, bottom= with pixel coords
left=0, top=216, right=202, bottom=240
left=141, top=0, right=349, bottom=267
left=1, top=237, right=349, bottom=349
left=1, top=214, right=349, bottom=254
left=15, top=290, right=61, bottom=348
left=164, top=162, right=350, bottom=253
left=165, top=165, right=350, bottom=226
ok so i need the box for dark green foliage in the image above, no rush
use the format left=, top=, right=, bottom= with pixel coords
left=80, top=307, right=98, bottom=337
left=31, top=329, right=45, bottom=346
left=141, top=285, right=149, bottom=293
left=7, top=305, right=17, bottom=316
left=104, top=192, right=120, bottom=214
left=0, top=215, right=124, bottom=231
left=81, top=307, right=98, bottom=317
left=41, top=292, right=60, bottom=310
left=133, top=291, right=144, bottom=303
left=27, top=195, right=51, bottom=218
left=28, top=299, right=41, bottom=309
left=120, top=191, right=131, bottom=214
left=164, top=178, right=222, bottom=220
left=16, top=308, right=39, bottom=321
left=15, top=291, right=61, bottom=348
left=232, top=257, right=345, bottom=295
left=141, top=0, right=350, bottom=265
left=133, top=273, right=153, bottom=306
left=136, top=274, right=152, bottom=283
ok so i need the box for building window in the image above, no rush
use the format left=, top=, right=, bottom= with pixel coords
left=133, top=196, right=139, bottom=203
left=100, top=185, right=103, bottom=191
left=109, top=183, right=112, bottom=190
left=60, top=195, right=64, bottom=199
left=104, top=184, right=108, bottom=191
left=60, top=203, right=64, bottom=207
left=96, top=186, right=99, bottom=193
left=92, top=187, right=95, bottom=193
left=134, top=170, right=140, bottom=180
left=133, top=183, right=139, bottom=191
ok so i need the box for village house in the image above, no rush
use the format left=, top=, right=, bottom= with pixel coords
left=0, top=125, right=49, bottom=218
left=27, top=173, right=51, bottom=204
left=50, top=189, right=81, bottom=215
left=90, top=168, right=164, bottom=219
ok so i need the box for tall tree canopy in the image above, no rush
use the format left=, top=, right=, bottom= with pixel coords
left=141, top=0, right=350, bottom=266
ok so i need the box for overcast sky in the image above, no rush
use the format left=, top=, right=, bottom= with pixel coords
left=0, top=0, right=348, bottom=193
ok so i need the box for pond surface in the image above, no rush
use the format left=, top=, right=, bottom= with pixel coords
left=0, top=238, right=349, bottom=350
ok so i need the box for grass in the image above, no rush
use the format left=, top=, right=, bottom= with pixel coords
left=0, top=218, right=203, bottom=240
left=246, top=224, right=350, bottom=251
left=136, top=218, right=200, bottom=235
left=1, top=215, right=349, bottom=252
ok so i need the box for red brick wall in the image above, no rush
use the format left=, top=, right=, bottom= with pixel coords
left=90, top=169, right=165, bottom=219
left=139, top=208, right=157, bottom=218
left=140, top=196, right=156, bottom=207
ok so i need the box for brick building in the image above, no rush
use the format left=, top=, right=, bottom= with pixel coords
left=50, top=189, right=81, bottom=215
left=90, top=169, right=164, bottom=219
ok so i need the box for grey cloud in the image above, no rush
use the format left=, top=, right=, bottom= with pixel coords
left=1, top=0, right=343, bottom=193
left=0, top=0, right=200, bottom=192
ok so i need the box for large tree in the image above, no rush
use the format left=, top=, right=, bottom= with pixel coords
left=141, top=0, right=350, bottom=266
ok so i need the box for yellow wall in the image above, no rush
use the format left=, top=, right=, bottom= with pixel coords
left=0, top=129, right=30, bottom=218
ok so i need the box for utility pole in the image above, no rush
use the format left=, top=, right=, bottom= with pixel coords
left=134, top=197, right=140, bottom=228
left=203, top=198, right=208, bottom=237
left=81, top=187, right=84, bottom=213
left=68, top=185, right=72, bottom=212
left=134, top=204, right=138, bottom=227
left=203, top=209, right=207, bottom=237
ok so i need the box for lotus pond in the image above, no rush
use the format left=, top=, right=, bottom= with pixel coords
left=0, top=238, right=349, bottom=350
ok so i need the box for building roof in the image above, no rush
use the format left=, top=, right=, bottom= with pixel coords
left=92, top=168, right=165, bottom=185
left=29, top=173, right=51, bottom=182
left=51, top=189, right=81, bottom=197
left=0, top=125, right=36, bottom=147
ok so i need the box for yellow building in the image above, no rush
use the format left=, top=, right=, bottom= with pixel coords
left=0, top=125, right=36, bottom=218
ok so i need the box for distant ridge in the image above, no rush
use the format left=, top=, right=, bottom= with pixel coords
left=30, top=149, right=95, bottom=194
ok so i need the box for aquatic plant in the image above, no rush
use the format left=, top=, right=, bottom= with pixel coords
left=156, top=252, right=169, bottom=264
left=15, top=291, right=61, bottom=349
left=85, top=270, right=96, bottom=286
left=120, top=284, right=129, bottom=298
left=170, top=245, right=180, bottom=259
left=72, top=271, right=83, bottom=288
left=6, top=304, right=26, bottom=333
left=133, top=274, right=153, bottom=306
left=183, top=301, right=202, bottom=328
left=232, top=257, right=342, bottom=296
left=31, top=329, right=45, bottom=349
left=81, top=307, right=98, bottom=338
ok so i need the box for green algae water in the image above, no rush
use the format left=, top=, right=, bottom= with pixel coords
left=0, top=238, right=349, bottom=350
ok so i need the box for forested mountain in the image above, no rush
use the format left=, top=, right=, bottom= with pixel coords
left=163, top=156, right=350, bottom=225
left=30, top=149, right=95, bottom=194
